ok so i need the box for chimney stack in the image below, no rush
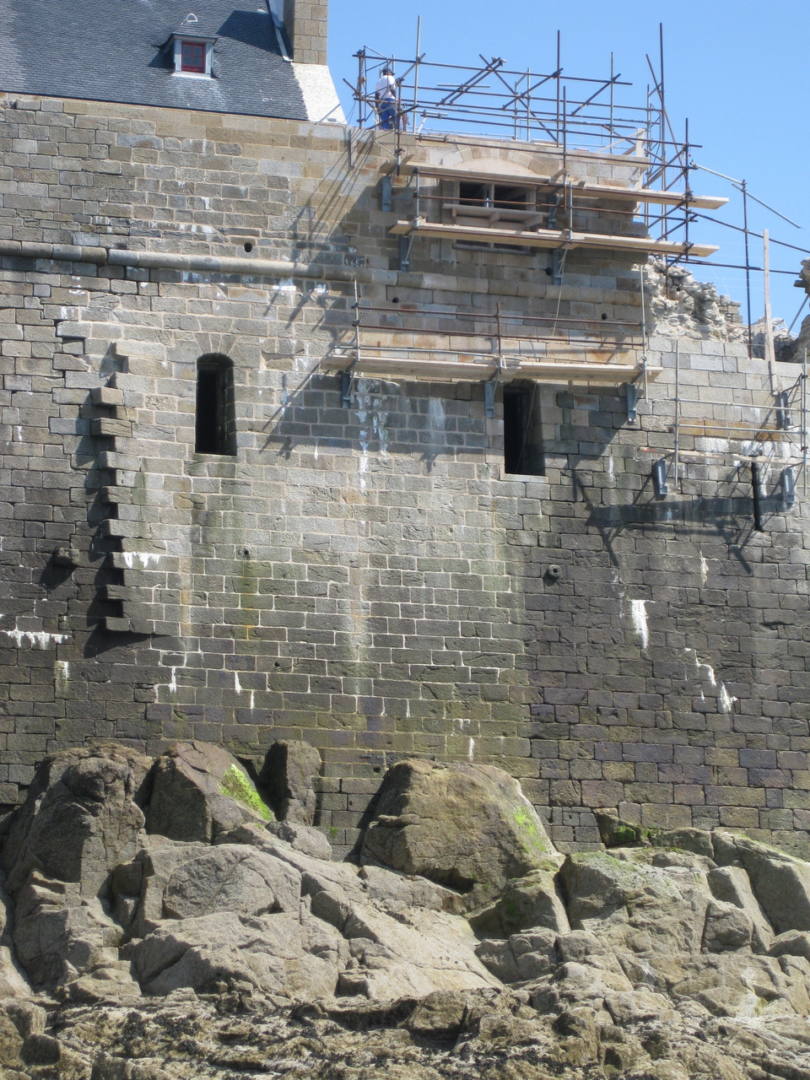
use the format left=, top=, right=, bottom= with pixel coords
left=283, top=0, right=328, bottom=66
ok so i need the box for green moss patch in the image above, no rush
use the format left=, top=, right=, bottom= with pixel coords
left=513, top=804, right=553, bottom=856
left=220, top=763, right=273, bottom=821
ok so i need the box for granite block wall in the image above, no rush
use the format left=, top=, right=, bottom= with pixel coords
left=0, top=92, right=808, bottom=856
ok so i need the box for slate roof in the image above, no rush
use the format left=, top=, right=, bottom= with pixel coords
left=0, top=0, right=308, bottom=120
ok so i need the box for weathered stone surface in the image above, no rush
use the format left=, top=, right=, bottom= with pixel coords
left=360, top=759, right=559, bottom=906
left=469, top=868, right=569, bottom=938
left=128, top=910, right=345, bottom=999
left=652, top=828, right=715, bottom=859
left=0, top=1009, right=25, bottom=1079
left=3, top=746, right=810, bottom=1078
left=111, top=837, right=212, bottom=938
left=707, top=864, right=773, bottom=952
left=114, top=837, right=300, bottom=939
left=769, top=930, right=810, bottom=962
left=0, top=744, right=150, bottom=994
left=146, top=741, right=273, bottom=844
left=0, top=885, right=28, bottom=997
left=594, top=811, right=644, bottom=848
left=357, top=864, right=463, bottom=915
left=161, top=844, right=300, bottom=921
left=476, top=928, right=558, bottom=983
left=1, top=743, right=151, bottom=896
left=701, top=899, right=753, bottom=952
left=266, top=819, right=333, bottom=860
left=0, top=1002, right=46, bottom=1078
left=0, top=947, right=28, bottom=998
left=261, top=740, right=321, bottom=825
left=11, top=874, right=125, bottom=990
left=712, top=831, right=810, bottom=932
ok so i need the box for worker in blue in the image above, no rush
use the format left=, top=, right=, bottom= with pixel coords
left=374, top=66, right=399, bottom=131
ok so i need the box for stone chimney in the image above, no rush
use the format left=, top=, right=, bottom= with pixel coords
left=283, top=0, right=328, bottom=66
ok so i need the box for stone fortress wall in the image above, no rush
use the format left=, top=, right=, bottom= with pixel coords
left=0, top=91, right=808, bottom=856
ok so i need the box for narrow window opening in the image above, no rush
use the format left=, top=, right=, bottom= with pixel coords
left=493, top=183, right=529, bottom=210
left=503, top=383, right=544, bottom=476
left=459, top=181, right=490, bottom=207
left=195, top=354, right=236, bottom=454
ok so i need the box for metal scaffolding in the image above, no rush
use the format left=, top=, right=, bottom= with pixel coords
left=349, top=30, right=709, bottom=262
left=349, top=27, right=810, bottom=353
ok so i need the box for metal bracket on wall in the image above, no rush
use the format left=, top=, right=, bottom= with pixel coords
left=547, top=190, right=562, bottom=229
left=777, top=389, right=793, bottom=430
left=625, top=382, right=638, bottom=423
left=340, top=370, right=354, bottom=408
left=550, top=248, right=563, bottom=285
left=751, top=460, right=765, bottom=531
left=652, top=457, right=668, bottom=498
left=484, top=378, right=497, bottom=419
left=782, top=466, right=796, bottom=508
left=398, top=234, right=413, bottom=272
left=379, top=175, right=393, bottom=212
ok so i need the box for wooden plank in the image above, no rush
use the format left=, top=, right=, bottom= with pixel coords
left=323, top=352, right=661, bottom=385
left=574, top=183, right=727, bottom=211
left=389, top=219, right=718, bottom=258
left=399, top=162, right=727, bottom=209
left=676, top=425, right=789, bottom=441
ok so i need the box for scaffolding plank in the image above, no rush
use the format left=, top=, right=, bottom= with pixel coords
left=389, top=219, right=719, bottom=258
left=677, top=425, right=792, bottom=441
left=324, top=352, right=661, bottom=385
left=400, top=163, right=727, bottom=209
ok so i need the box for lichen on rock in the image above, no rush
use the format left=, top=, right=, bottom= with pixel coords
left=219, top=763, right=272, bottom=822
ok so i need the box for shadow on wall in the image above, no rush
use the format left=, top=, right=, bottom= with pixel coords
left=585, top=480, right=792, bottom=574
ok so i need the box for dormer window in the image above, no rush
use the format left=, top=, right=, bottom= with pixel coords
left=180, top=40, right=206, bottom=74
left=170, top=29, right=216, bottom=78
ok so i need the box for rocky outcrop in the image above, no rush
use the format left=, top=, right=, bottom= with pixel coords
left=260, top=739, right=321, bottom=825
left=0, top=743, right=152, bottom=996
left=146, top=741, right=272, bottom=843
left=1, top=742, right=152, bottom=897
left=360, top=759, right=559, bottom=907
left=2, top=743, right=810, bottom=1079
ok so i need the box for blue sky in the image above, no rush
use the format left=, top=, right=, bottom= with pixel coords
left=328, top=1, right=810, bottom=328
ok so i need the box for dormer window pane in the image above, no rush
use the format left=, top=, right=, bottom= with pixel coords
left=181, top=41, right=206, bottom=73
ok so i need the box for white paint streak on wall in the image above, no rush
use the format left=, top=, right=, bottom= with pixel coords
left=427, top=397, right=446, bottom=430
left=54, top=661, right=70, bottom=690
left=468, top=737, right=475, bottom=761
left=686, top=647, right=736, bottom=713
left=358, top=449, right=369, bottom=493
left=2, top=628, right=68, bottom=648
left=687, top=649, right=718, bottom=688
left=699, top=553, right=709, bottom=586
left=719, top=685, right=738, bottom=713
left=629, top=599, right=649, bottom=650
left=122, top=552, right=161, bottom=569
left=234, top=672, right=243, bottom=694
